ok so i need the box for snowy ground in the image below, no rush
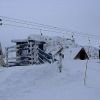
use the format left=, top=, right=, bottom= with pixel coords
left=0, top=58, right=100, bottom=100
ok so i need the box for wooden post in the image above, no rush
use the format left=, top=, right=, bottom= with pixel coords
left=58, top=53, right=63, bottom=73
left=5, top=47, right=8, bottom=67
left=84, top=60, right=88, bottom=86
left=29, top=41, right=33, bottom=64
left=33, top=41, right=39, bottom=64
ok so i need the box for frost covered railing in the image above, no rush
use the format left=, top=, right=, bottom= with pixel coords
left=5, top=45, right=53, bottom=67
left=37, top=48, right=53, bottom=63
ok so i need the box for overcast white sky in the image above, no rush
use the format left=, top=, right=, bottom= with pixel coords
left=0, top=0, right=100, bottom=48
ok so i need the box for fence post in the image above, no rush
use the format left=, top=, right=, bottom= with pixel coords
left=84, top=59, right=89, bottom=86
left=5, top=47, right=8, bottom=67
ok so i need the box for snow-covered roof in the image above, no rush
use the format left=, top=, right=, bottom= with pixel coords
left=28, top=34, right=46, bottom=42
left=29, top=34, right=73, bottom=43
left=11, top=36, right=46, bottom=43
left=11, top=39, right=28, bottom=43
left=69, top=46, right=82, bottom=58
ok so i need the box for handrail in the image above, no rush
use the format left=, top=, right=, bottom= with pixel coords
left=38, top=52, right=51, bottom=63
left=38, top=57, right=45, bottom=63
left=37, top=48, right=52, bottom=59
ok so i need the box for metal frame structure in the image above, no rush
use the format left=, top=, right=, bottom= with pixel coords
left=5, top=39, right=53, bottom=67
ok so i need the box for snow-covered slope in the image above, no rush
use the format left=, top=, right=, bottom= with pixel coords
left=0, top=58, right=100, bottom=100
left=84, top=46, right=99, bottom=59
left=0, top=34, right=100, bottom=100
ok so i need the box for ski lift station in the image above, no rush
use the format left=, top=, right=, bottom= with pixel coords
left=4, top=34, right=99, bottom=67
left=6, top=35, right=54, bottom=66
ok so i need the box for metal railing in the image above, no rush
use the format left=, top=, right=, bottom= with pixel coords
left=6, top=45, right=53, bottom=66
